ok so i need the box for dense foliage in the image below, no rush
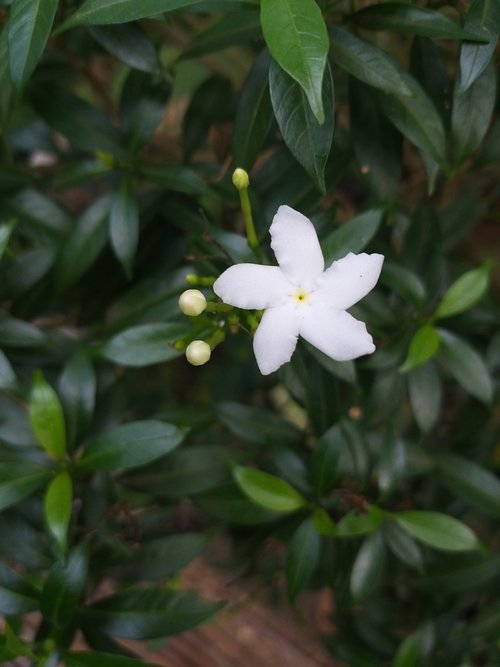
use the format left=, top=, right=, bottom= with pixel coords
left=0, top=0, right=499, bottom=665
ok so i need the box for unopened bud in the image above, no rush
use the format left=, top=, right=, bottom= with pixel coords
left=179, top=289, right=207, bottom=316
left=232, top=168, right=250, bottom=191
left=186, top=340, right=211, bottom=366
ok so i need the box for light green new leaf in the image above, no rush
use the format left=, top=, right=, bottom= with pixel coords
left=29, top=371, right=67, bottom=460
left=7, top=0, right=58, bottom=90
left=110, top=179, right=139, bottom=280
left=395, top=510, right=481, bottom=552
left=58, top=0, right=203, bottom=31
left=261, top=0, right=329, bottom=123
left=44, top=471, right=73, bottom=553
left=233, top=464, right=306, bottom=513
left=435, top=262, right=491, bottom=319
left=457, top=0, right=500, bottom=93
left=269, top=58, right=334, bottom=193
left=400, top=324, right=440, bottom=373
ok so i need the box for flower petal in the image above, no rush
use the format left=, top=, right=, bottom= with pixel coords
left=253, top=304, right=300, bottom=375
left=270, top=205, right=324, bottom=289
left=299, top=304, right=375, bottom=361
left=316, top=252, right=384, bottom=310
left=213, top=264, right=290, bottom=309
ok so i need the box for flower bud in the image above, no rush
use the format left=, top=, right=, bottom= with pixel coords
left=185, top=340, right=211, bottom=366
left=179, top=289, right=207, bottom=316
left=232, top=168, right=250, bottom=191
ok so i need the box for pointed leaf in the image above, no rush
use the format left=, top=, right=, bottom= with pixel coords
left=408, top=362, right=441, bottom=432
left=89, top=24, right=159, bottom=73
left=0, top=349, right=16, bottom=390
left=269, top=58, right=333, bottom=192
left=400, top=324, right=440, bottom=373
left=0, top=219, right=16, bottom=261
left=29, top=371, right=67, bottom=460
left=0, top=462, right=51, bottom=511
left=110, top=179, right=139, bottom=279
left=322, top=209, right=383, bottom=264
left=261, top=0, right=329, bottom=122
left=41, top=544, right=88, bottom=626
left=310, top=423, right=344, bottom=495
left=435, top=262, right=491, bottom=319
left=101, top=322, right=189, bottom=367
left=395, top=511, right=481, bottom=551
left=44, top=471, right=73, bottom=553
left=350, top=531, right=386, bottom=601
left=286, top=518, right=320, bottom=601
left=457, top=0, right=500, bottom=93
left=182, top=11, right=261, bottom=58
left=58, top=352, right=96, bottom=449
left=233, top=464, right=306, bottom=512
left=7, top=0, right=58, bottom=90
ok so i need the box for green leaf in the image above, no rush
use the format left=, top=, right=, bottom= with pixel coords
left=380, top=263, right=426, bottom=306
left=110, top=178, right=139, bottom=279
left=29, top=371, right=67, bottom=460
left=41, top=544, right=88, bottom=627
left=457, top=0, right=500, bottom=93
left=44, top=471, right=73, bottom=553
left=378, top=433, right=405, bottom=495
left=322, top=209, right=383, bottom=264
left=182, top=11, right=261, bottom=58
left=58, top=352, right=96, bottom=449
left=64, top=653, right=159, bottom=667
left=260, top=0, right=329, bottom=123
left=436, top=454, right=500, bottom=519
left=451, top=62, right=497, bottom=165
left=269, top=58, right=333, bottom=193
left=197, top=485, right=279, bottom=525
left=0, top=562, right=39, bottom=614
left=437, top=329, right=493, bottom=403
left=0, top=219, right=16, bottom=261
left=7, top=0, right=58, bottom=90
left=435, top=262, right=491, bottom=319
left=58, top=0, right=204, bottom=31
left=232, top=464, right=307, bottom=512
left=0, top=462, right=51, bottom=511
left=400, top=324, right=440, bottom=373
left=217, top=401, right=300, bottom=446
left=79, top=420, right=185, bottom=471
left=83, top=589, right=223, bottom=639
left=101, top=322, right=189, bottom=367
left=310, top=423, right=344, bottom=495
left=408, top=362, right=441, bottom=432
left=0, top=348, right=16, bottom=390
left=350, top=531, right=386, bottom=601
left=305, top=343, right=356, bottom=383
left=286, top=518, right=320, bottom=601
left=383, top=520, right=424, bottom=572
left=394, top=511, right=481, bottom=552
left=122, top=534, right=209, bottom=581
left=330, top=27, right=413, bottom=96
left=312, top=507, right=338, bottom=536
left=89, top=24, right=159, bottom=73
left=337, top=506, right=384, bottom=537
left=350, top=3, right=488, bottom=41
left=233, top=49, right=274, bottom=170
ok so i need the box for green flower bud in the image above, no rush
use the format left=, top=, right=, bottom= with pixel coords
left=232, top=168, right=250, bottom=191
left=186, top=340, right=211, bottom=366
left=179, top=289, right=207, bottom=316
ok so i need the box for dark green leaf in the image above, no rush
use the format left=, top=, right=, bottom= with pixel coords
left=380, top=263, right=426, bottom=306
left=457, top=0, right=500, bottom=93
left=408, top=361, right=441, bottom=432
left=261, top=0, right=329, bottom=123
left=269, top=58, right=333, bottom=193
left=139, top=165, right=208, bottom=195
left=89, top=24, right=159, bottom=73
left=182, top=11, right=261, bottom=58
left=383, top=520, right=424, bottom=572
left=79, top=420, right=185, bottom=471
left=0, top=219, right=16, bottom=261
left=436, top=454, right=500, bottom=518
left=233, top=49, right=273, bottom=169
left=286, top=518, right=320, bottom=601
left=350, top=531, right=386, bottom=600
left=64, top=653, right=158, bottom=667
left=101, top=322, right=189, bottom=367
left=400, top=324, right=440, bottom=373
left=197, top=485, right=279, bottom=525
left=394, top=511, right=481, bottom=551
left=437, top=328, right=493, bottom=403
left=0, top=461, right=51, bottom=511
left=310, top=423, right=344, bottom=495
left=378, top=433, right=405, bottom=495
left=58, top=352, right=96, bottom=449
left=424, top=553, right=500, bottom=594
left=29, top=371, right=67, bottom=459
left=0, top=564, right=39, bottom=614
left=7, top=0, right=58, bottom=90
left=58, top=0, right=204, bottom=30
left=217, top=401, right=300, bottom=445
left=44, top=471, right=73, bottom=553
left=330, top=27, right=412, bottom=96
left=8, top=188, right=72, bottom=238
left=84, top=589, right=223, bottom=639
left=233, top=464, right=306, bottom=512
left=41, top=544, right=88, bottom=626
left=451, top=62, right=497, bottom=164
left=0, top=348, right=16, bottom=390
left=122, top=534, right=209, bottom=581
left=435, top=261, right=491, bottom=319
left=110, top=178, right=139, bottom=279
left=0, top=246, right=55, bottom=299
left=305, top=343, right=356, bottom=383
left=410, top=37, right=449, bottom=123
left=322, top=209, right=383, bottom=264
left=350, top=3, right=488, bottom=41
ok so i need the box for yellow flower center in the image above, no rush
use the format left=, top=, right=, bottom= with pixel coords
left=293, top=289, right=310, bottom=304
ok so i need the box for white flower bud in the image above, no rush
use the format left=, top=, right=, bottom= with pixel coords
left=185, top=340, right=211, bottom=366
left=178, top=289, right=207, bottom=316
left=232, top=168, right=250, bottom=190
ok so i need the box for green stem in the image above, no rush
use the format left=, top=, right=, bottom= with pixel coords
left=239, top=187, right=261, bottom=260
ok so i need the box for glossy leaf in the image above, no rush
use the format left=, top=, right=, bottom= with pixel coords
left=0, top=348, right=16, bottom=390
left=217, top=401, right=300, bottom=446
left=383, top=520, right=424, bottom=572
left=109, top=179, right=139, bottom=279
left=350, top=3, right=488, bottom=41
left=0, top=219, right=16, bottom=261
left=435, top=262, right=491, bottom=319
left=436, top=454, right=500, bottom=518
left=408, top=362, right=441, bottom=432
left=310, top=423, right=344, bottom=495
left=286, top=518, right=320, bottom=601
left=0, top=462, right=51, bottom=511
left=350, top=531, right=386, bottom=600
left=101, top=322, right=189, bottom=367
left=395, top=511, right=481, bottom=552
left=261, top=0, right=329, bottom=123
left=29, top=371, right=67, bottom=460
left=457, top=0, right=500, bottom=93
left=41, top=544, right=88, bottom=626
left=44, top=471, right=73, bottom=553
left=380, top=263, right=426, bottom=306
left=58, top=352, right=96, bottom=449
left=89, top=24, right=159, bottom=73
left=378, top=433, right=406, bottom=495
left=232, top=464, right=307, bottom=512
left=7, top=0, right=58, bottom=90
left=400, top=325, right=440, bottom=373
left=322, top=209, right=383, bottom=264
left=269, top=58, right=333, bottom=193
left=437, top=329, right=493, bottom=403
left=79, top=420, right=185, bottom=471
left=182, top=11, right=261, bottom=58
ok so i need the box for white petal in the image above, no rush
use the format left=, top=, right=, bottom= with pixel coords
left=253, top=304, right=300, bottom=375
left=316, top=252, right=384, bottom=310
left=299, top=303, right=375, bottom=361
left=270, top=205, right=324, bottom=289
left=213, top=264, right=290, bottom=309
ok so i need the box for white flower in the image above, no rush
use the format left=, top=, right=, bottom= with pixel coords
left=213, top=205, right=384, bottom=375
left=186, top=340, right=211, bottom=366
